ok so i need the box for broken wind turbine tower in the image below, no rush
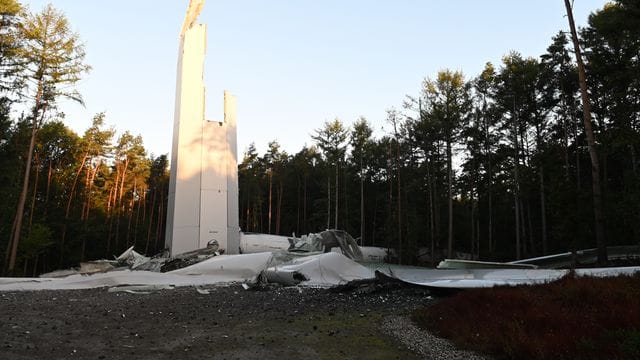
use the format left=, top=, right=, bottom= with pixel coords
left=165, top=0, right=240, bottom=256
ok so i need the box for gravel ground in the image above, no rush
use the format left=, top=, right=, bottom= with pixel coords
left=382, top=316, right=489, bottom=360
left=0, top=281, right=486, bottom=359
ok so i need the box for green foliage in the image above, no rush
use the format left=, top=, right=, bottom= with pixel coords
left=19, top=223, right=53, bottom=260
left=0, top=0, right=22, bottom=93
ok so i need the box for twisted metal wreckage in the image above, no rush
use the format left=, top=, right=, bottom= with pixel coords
left=1, top=230, right=639, bottom=292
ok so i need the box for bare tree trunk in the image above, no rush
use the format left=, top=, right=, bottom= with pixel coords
left=575, top=115, right=582, bottom=189
left=396, top=143, right=402, bottom=264
left=344, top=168, right=349, bottom=234
left=154, top=192, right=164, bottom=253
left=303, top=175, right=307, bottom=234
left=565, top=0, right=607, bottom=264
left=245, top=188, right=251, bottom=231
left=32, top=254, right=38, bottom=277
left=276, top=181, right=282, bottom=234
left=60, top=154, right=88, bottom=266
left=8, top=112, right=40, bottom=272
left=513, top=99, right=522, bottom=260
left=126, top=181, right=136, bottom=247
left=372, top=183, right=379, bottom=247
left=360, top=156, right=365, bottom=246
left=562, top=102, right=571, bottom=181
left=326, top=175, right=330, bottom=229
left=28, top=151, right=41, bottom=235
left=334, top=163, right=339, bottom=229
left=145, top=189, right=156, bottom=254
left=268, top=171, right=272, bottom=234
left=428, top=162, right=435, bottom=265
left=106, top=212, right=113, bottom=255
left=540, top=167, right=548, bottom=254
left=527, top=201, right=535, bottom=256
left=44, top=159, right=53, bottom=218
left=296, top=176, right=301, bottom=235
left=83, top=159, right=101, bottom=220
left=446, top=138, right=453, bottom=259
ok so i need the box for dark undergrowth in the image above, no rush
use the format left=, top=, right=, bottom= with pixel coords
left=412, top=273, right=640, bottom=359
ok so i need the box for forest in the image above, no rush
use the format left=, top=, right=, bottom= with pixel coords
left=1, top=0, right=639, bottom=275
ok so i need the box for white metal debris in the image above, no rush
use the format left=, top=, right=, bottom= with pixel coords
left=0, top=252, right=273, bottom=291
left=381, top=266, right=640, bottom=289
left=265, top=252, right=375, bottom=287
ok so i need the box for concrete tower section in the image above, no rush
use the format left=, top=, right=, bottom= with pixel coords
left=165, top=1, right=239, bottom=256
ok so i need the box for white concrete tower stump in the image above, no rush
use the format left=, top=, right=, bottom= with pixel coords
left=165, top=0, right=239, bottom=256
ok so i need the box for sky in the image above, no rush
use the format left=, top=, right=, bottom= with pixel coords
left=19, top=0, right=608, bottom=158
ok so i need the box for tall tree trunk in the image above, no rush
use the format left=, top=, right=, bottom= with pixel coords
left=527, top=200, right=534, bottom=256
left=145, top=188, right=156, bottom=254
left=303, top=175, right=307, bottom=234
left=154, top=194, right=164, bottom=253
left=326, top=174, right=330, bottom=229
left=106, top=212, right=114, bottom=255
left=32, top=254, right=38, bottom=277
left=565, top=0, right=607, bottom=264
left=540, top=167, right=548, bottom=254
left=344, top=168, right=349, bottom=234
left=513, top=99, right=522, bottom=260
left=126, top=181, right=136, bottom=247
left=268, top=172, right=273, bottom=234
left=28, top=151, right=41, bottom=234
left=134, top=192, right=142, bottom=249
left=562, top=102, right=571, bottom=181
left=296, top=176, right=301, bottom=235
left=575, top=115, right=582, bottom=190
left=8, top=109, right=41, bottom=272
left=428, top=161, right=435, bottom=265
left=396, top=144, right=402, bottom=264
left=83, top=159, right=101, bottom=220
left=44, top=159, right=53, bottom=218
left=372, top=183, right=379, bottom=247
left=60, top=154, right=88, bottom=266
left=245, top=188, right=251, bottom=232
left=470, top=189, right=475, bottom=258
left=276, top=181, right=282, bottom=234
left=446, top=138, right=453, bottom=259
left=360, top=156, right=365, bottom=246
left=334, top=163, right=338, bottom=229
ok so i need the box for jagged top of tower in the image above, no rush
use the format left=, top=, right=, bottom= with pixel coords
left=180, top=0, right=205, bottom=37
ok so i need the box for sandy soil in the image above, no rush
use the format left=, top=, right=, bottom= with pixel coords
left=0, top=282, right=433, bottom=359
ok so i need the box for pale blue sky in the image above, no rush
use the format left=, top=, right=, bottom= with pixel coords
left=20, top=0, right=607, bottom=157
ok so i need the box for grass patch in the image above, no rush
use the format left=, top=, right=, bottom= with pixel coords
left=412, top=273, right=640, bottom=359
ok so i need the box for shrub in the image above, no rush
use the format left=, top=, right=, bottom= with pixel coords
left=412, top=274, right=640, bottom=359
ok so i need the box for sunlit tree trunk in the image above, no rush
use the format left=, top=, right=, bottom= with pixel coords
left=8, top=97, right=43, bottom=272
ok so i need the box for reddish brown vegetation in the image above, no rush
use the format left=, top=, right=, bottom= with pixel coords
left=413, top=274, right=640, bottom=359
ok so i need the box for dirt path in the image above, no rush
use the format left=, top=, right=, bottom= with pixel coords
left=0, top=283, right=433, bottom=359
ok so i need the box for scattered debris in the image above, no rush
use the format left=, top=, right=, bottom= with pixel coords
left=437, top=259, right=538, bottom=270
left=265, top=252, right=375, bottom=287
left=6, top=237, right=640, bottom=293
left=379, top=266, right=640, bottom=289
left=160, top=240, right=221, bottom=272
left=195, top=287, right=210, bottom=295
left=108, top=285, right=175, bottom=294
left=289, top=230, right=364, bottom=261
